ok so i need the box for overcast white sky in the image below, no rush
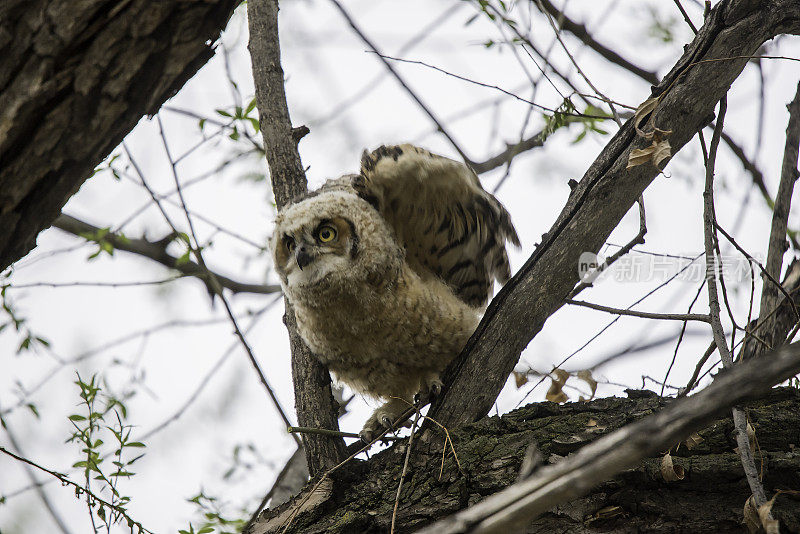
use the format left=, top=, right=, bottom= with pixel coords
left=2, top=1, right=799, bottom=532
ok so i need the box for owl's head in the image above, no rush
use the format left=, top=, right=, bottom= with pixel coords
left=271, top=189, right=401, bottom=296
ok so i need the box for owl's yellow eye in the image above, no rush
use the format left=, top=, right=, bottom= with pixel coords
left=317, top=225, right=337, bottom=243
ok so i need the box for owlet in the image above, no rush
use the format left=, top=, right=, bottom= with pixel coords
left=271, top=144, right=519, bottom=440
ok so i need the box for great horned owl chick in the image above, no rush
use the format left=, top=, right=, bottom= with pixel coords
left=271, top=144, right=519, bottom=440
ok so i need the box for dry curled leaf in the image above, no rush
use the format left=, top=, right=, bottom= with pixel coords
left=513, top=371, right=529, bottom=389
left=577, top=370, right=598, bottom=400
left=634, top=96, right=659, bottom=136
left=660, top=452, right=685, bottom=482
left=684, top=432, right=704, bottom=450
left=747, top=422, right=757, bottom=452
left=546, top=368, right=570, bottom=403
left=758, top=494, right=780, bottom=534
left=744, top=496, right=761, bottom=534
left=627, top=138, right=672, bottom=169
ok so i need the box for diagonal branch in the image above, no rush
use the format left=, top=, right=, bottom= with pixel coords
left=416, top=341, right=800, bottom=534
left=752, top=81, right=800, bottom=357
left=52, top=214, right=280, bottom=295
left=534, top=0, right=660, bottom=85
left=428, top=0, right=800, bottom=430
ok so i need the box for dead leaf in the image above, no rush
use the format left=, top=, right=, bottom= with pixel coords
left=577, top=370, right=598, bottom=400
left=660, top=452, right=685, bottom=482
left=758, top=494, right=780, bottom=534
left=747, top=422, right=756, bottom=452
left=684, top=432, right=704, bottom=450
left=633, top=97, right=659, bottom=136
left=546, top=368, right=570, bottom=403
left=743, top=496, right=761, bottom=534
left=513, top=371, right=529, bottom=389
left=627, top=145, right=657, bottom=169
left=627, top=138, right=673, bottom=169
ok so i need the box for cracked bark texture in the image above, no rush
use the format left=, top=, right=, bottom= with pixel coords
left=255, top=388, right=800, bottom=534
left=0, top=0, right=240, bottom=269
left=428, top=0, right=800, bottom=431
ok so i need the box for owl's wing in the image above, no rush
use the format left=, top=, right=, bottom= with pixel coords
left=355, top=144, right=520, bottom=307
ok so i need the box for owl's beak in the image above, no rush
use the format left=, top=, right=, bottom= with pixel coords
left=295, top=245, right=314, bottom=270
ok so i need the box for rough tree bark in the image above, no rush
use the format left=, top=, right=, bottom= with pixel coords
left=253, top=386, right=800, bottom=533
left=428, top=0, right=800, bottom=431
left=0, top=0, right=240, bottom=270
left=247, top=0, right=347, bottom=475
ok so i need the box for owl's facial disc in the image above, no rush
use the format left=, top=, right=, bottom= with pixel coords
left=281, top=217, right=358, bottom=288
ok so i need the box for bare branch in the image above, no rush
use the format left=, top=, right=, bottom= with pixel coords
left=416, top=342, right=800, bottom=534
left=52, top=214, right=280, bottom=295
left=565, top=299, right=711, bottom=322
left=753, top=81, right=800, bottom=356
left=703, top=97, right=770, bottom=509
left=328, top=0, right=471, bottom=164
left=248, top=0, right=347, bottom=474
left=534, top=0, right=660, bottom=85
left=428, top=0, right=800, bottom=430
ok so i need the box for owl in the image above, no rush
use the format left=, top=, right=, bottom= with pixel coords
left=271, top=144, right=519, bottom=440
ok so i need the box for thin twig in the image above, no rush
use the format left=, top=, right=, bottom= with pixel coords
left=680, top=341, right=717, bottom=396
left=565, top=299, right=710, bottom=322
left=754, top=81, right=800, bottom=355
left=569, top=196, right=646, bottom=298
left=0, top=445, right=152, bottom=533
left=533, top=0, right=623, bottom=127
left=243, top=445, right=304, bottom=533
left=715, top=222, right=800, bottom=324
left=534, top=0, right=659, bottom=84
left=702, top=96, right=769, bottom=508
left=662, top=279, right=706, bottom=396
left=53, top=214, right=279, bottom=295
left=0, top=412, right=74, bottom=534
left=391, top=409, right=422, bottom=534
left=328, top=0, right=471, bottom=164
left=287, top=426, right=397, bottom=441
left=672, top=0, right=699, bottom=34
left=154, top=115, right=300, bottom=446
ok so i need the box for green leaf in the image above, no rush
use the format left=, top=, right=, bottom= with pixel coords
left=215, top=109, right=232, bottom=118
left=126, top=441, right=146, bottom=448
left=245, top=97, right=257, bottom=115
left=176, top=250, right=192, bottom=266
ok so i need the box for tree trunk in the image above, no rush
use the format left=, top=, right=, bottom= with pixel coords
left=0, top=0, right=239, bottom=269
left=250, top=387, right=800, bottom=533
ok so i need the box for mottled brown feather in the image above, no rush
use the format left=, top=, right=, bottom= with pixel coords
left=356, top=144, right=519, bottom=307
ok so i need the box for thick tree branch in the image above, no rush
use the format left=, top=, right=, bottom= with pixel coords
left=428, top=0, right=800, bottom=430
left=247, top=0, right=347, bottom=475
left=52, top=214, right=280, bottom=295
left=0, top=0, right=240, bottom=270
left=418, top=344, right=800, bottom=534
